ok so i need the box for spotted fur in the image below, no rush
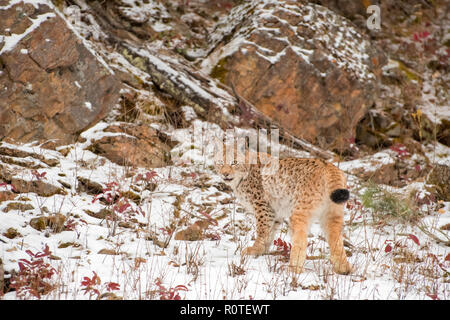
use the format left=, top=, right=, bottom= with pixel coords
left=214, top=147, right=353, bottom=275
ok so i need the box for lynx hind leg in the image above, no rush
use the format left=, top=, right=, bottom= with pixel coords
left=288, top=205, right=316, bottom=274
left=242, top=205, right=277, bottom=256
left=321, top=203, right=353, bottom=275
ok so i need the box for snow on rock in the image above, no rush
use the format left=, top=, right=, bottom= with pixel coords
left=0, top=0, right=121, bottom=146
left=200, top=0, right=380, bottom=81
left=0, top=10, right=55, bottom=55
left=200, top=0, right=385, bottom=151
left=117, top=0, right=172, bottom=27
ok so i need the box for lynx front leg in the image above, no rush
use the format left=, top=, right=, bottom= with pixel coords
left=242, top=204, right=276, bottom=256
left=288, top=208, right=311, bottom=274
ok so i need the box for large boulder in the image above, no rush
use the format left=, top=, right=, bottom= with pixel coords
left=0, top=0, right=121, bottom=146
left=86, top=123, right=175, bottom=168
left=202, top=0, right=385, bottom=151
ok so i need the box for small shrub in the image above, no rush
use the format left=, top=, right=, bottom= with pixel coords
left=361, top=182, right=420, bottom=223
left=274, top=237, right=292, bottom=258
left=92, top=181, right=146, bottom=237
left=9, top=245, right=57, bottom=299
left=81, top=271, right=120, bottom=300
left=154, top=278, right=188, bottom=300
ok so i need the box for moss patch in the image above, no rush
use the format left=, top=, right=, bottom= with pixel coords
left=3, top=227, right=21, bottom=239
left=122, top=49, right=147, bottom=72
left=361, top=182, right=421, bottom=223
left=3, top=202, right=34, bottom=213
left=210, top=57, right=229, bottom=84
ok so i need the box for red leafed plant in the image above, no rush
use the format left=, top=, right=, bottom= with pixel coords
left=135, top=170, right=159, bottom=187
left=274, top=237, right=292, bottom=257
left=426, top=292, right=440, bottom=300
left=92, top=182, right=120, bottom=205
left=31, top=169, right=47, bottom=181
left=92, top=181, right=146, bottom=237
left=154, top=278, right=188, bottom=300
left=81, top=271, right=120, bottom=300
left=9, top=244, right=57, bottom=299
left=0, top=182, right=16, bottom=192
left=81, top=271, right=102, bottom=297
left=389, top=143, right=410, bottom=160
left=407, top=234, right=420, bottom=246
left=384, top=234, right=421, bottom=253
left=106, top=282, right=120, bottom=291
left=385, top=243, right=393, bottom=253
left=113, top=198, right=132, bottom=215
left=412, top=31, right=431, bottom=42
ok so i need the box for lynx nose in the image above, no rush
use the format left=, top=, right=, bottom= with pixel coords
left=222, top=172, right=233, bottom=181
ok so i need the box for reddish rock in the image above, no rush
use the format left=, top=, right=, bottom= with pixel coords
left=0, top=1, right=121, bottom=146
left=204, top=1, right=385, bottom=151
left=10, top=177, right=66, bottom=197
left=29, top=214, right=66, bottom=233
left=174, top=220, right=211, bottom=241
left=0, top=191, right=15, bottom=203
left=87, top=123, right=174, bottom=168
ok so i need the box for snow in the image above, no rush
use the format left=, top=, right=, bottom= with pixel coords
left=84, top=102, right=93, bottom=111
left=0, top=11, right=55, bottom=55
left=130, top=45, right=235, bottom=119
left=1, top=118, right=449, bottom=300
left=116, top=0, right=172, bottom=31
left=0, top=0, right=44, bottom=10
left=419, top=80, right=450, bottom=124
left=181, top=106, right=198, bottom=122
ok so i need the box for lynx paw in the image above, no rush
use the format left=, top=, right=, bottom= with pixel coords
left=333, top=262, right=354, bottom=275
left=242, top=245, right=265, bottom=256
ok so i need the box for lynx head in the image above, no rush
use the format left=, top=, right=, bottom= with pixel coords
left=213, top=138, right=250, bottom=184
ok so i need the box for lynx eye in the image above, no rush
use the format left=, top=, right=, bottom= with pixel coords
left=231, top=160, right=238, bottom=165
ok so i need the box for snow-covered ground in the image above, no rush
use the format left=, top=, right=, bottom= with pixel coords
left=1, top=118, right=449, bottom=300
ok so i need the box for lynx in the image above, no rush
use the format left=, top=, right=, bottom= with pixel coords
left=214, top=143, right=352, bottom=275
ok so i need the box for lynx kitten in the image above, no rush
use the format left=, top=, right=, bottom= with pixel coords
left=214, top=143, right=352, bottom=274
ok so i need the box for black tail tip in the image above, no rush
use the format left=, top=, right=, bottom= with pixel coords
left=330, top=189, right=350, bottom=204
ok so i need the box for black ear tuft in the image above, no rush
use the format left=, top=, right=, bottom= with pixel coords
left=330, top=189, right=350, bottom=204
